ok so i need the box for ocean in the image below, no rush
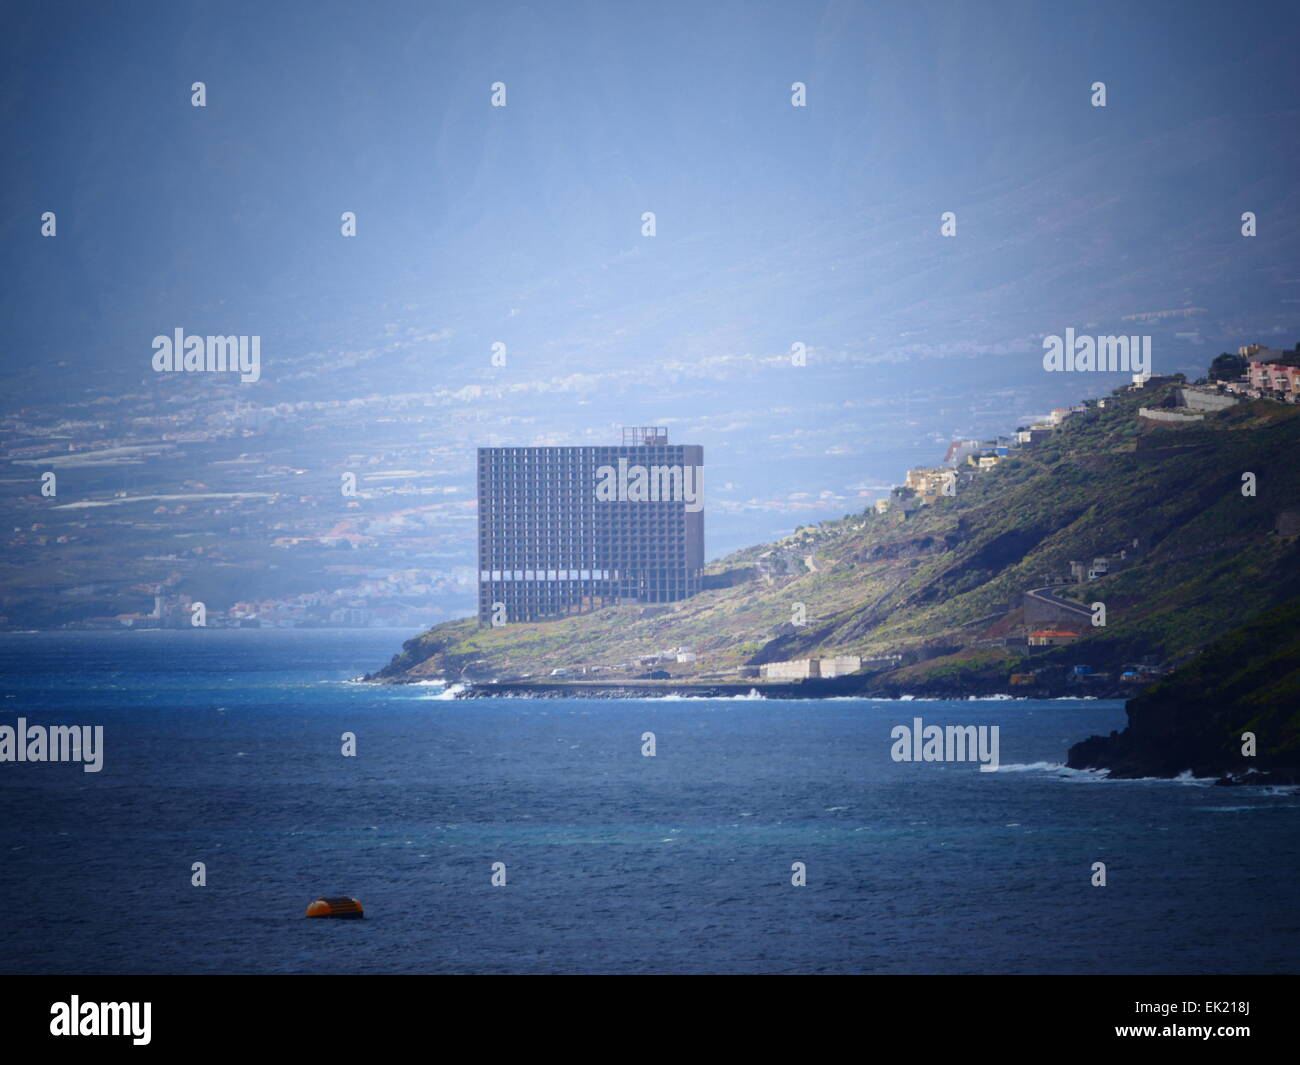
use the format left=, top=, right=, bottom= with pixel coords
left=1, top=629, right=1296, bottom=975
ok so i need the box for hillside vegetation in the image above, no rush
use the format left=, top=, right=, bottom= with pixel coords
left=370, top=385, right=1300, bottom=691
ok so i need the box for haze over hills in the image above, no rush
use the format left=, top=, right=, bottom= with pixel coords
left=370, top=380, right=1300, bottom=693
left=4, top=2, right=1299, bottom=629
left=6, top=0, right=1300, bottom=984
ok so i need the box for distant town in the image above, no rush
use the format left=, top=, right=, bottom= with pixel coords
left=1, top=369, right=479, bottom=630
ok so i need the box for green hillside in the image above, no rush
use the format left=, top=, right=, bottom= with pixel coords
left=369, top=384, right=1300, bottom=691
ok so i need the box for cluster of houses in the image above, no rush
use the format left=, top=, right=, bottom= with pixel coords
left=1219, top=343, right=1300, bottom=402
left=876, top=405, right=1087, bottom=515
left=872, top=342, right=1297, bottom=518
left=1137, top=343, right=1300, bottom=423
left=1011, top=661, right=1166, bottom=688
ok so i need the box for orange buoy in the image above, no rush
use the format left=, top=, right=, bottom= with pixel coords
left=306, top=896, right=364, bottom=919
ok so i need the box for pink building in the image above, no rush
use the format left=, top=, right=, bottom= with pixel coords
left=1248, top=361, right=1300, bottom=395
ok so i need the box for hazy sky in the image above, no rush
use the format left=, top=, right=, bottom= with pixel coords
left=4, top=0, right=1299, bottom=553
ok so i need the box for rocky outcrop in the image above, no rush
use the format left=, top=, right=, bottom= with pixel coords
left=1067, top=596, right=1300, bottom=782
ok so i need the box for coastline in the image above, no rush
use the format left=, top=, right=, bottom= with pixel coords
left=366, top=672, right=1135, bottom=701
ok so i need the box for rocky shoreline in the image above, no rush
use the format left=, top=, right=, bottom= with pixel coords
left=368, top=672, right=1136, bottom=701
left=363, top=594, right=1300, bottom=786
left=1067, top=596, right=1300, bottom=785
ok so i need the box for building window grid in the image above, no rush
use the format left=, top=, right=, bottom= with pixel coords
left=477, top=443, right=701, bottom=623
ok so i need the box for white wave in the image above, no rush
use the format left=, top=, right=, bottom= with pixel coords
left=418, top=682, right=465, bottom=700
left=988, top=762, right=1119, bottom=781
left=343, top=675, right=448, bottom=687
left=1053, top=766, right=1218, bottom=785
left=627, top=689, right=766, bottom=701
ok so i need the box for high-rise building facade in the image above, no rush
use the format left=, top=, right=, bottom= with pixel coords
left=477, top=428, right=704, bottom=624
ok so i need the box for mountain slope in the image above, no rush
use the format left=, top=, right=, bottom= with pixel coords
left=368, top=386, right=1300, bottom=690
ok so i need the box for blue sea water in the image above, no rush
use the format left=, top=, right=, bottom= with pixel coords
left=0, top=629, right=1296, bottom=975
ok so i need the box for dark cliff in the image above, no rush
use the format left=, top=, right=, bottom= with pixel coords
left=1067, top=594, right=1300, bottom=781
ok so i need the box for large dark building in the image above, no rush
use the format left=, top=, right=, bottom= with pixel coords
left=477, top=428, right=704, bottom=624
